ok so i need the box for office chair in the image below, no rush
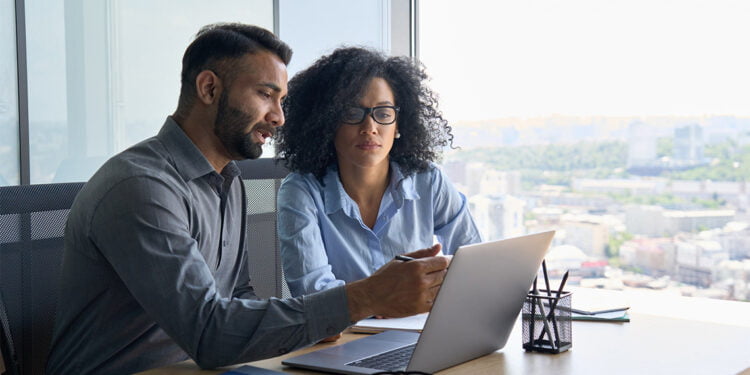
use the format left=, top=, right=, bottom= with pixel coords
left=237, top=158, right=292, bottom=299
left=0, top=161, right=288, bottom=374
left=0, top=182, right=85, bottom=375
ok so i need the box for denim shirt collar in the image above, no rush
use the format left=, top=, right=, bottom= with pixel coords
left=157, top=116, right=238, bottom=183
left=322, top=161, right=420, bottom=216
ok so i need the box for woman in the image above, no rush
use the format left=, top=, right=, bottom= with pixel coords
left=275, top=47, right=481, bottom=298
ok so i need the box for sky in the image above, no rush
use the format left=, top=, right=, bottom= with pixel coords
left=418, top=0, right=750, bottom=121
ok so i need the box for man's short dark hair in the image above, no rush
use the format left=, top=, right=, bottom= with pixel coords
left=176, top=23, right=292, bottom=115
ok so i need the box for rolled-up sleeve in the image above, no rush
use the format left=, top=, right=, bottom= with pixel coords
left=89, top=176, right=351, bottom=368
left=430, top=168, right=482, bottom=254
left=277, top=176, right=344, bottom=297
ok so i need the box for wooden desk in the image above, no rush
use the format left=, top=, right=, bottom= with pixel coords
left=140, top=289, right=750, bottom=375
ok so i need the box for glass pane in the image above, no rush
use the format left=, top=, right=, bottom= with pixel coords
left=279, top=0, right=392, bottom=76
left=0, top=0, right=19, bottom=186
left=25, top=0, right=274, bottom=183
left=420, top=1, right=750, bottom=302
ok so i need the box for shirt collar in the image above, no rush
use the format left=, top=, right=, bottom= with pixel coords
left=322, top=162, right=420, bottom=216
left=157, top=116, right=219, bottom=182
left=389, top=161, right=420, bottom=201
left=322, top=166, right=348, bottom=215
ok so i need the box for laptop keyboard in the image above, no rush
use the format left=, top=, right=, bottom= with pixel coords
left=346, top=343, right=417, bottom=371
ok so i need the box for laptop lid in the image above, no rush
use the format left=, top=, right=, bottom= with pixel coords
left=282, top=231, right=555, bottom=374
left=408, top=230, right=554, bottom=372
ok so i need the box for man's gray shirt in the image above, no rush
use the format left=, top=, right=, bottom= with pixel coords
left=46, top=117, right=350, bottom=375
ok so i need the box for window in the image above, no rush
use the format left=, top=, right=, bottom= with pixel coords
left=420, top=0, right=750, bottom=302
left=278, top=0, right=397, bottom=77
left=7, top=0, right=405, bottom=184
left=24, top=0, right=273, bottom=183
left=274, top=0, right=404, bottom=159
left=0, top=0, right=19, bottom=186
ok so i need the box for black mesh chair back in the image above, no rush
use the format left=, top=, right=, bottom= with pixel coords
left=0, top=183, right=84, bottom=375
left=236, top=158, right=291, bottom=299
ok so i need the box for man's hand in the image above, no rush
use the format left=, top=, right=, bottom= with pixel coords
left=345, top=244, right=449, bottom=322
left=318, top=333, right=342, bottom=343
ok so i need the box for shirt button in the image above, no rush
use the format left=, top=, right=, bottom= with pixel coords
left=278, top=348, right=288, bottom=354
left=222, top=240, right=228, bottom=247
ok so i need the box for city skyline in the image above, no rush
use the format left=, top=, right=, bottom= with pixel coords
left=446, top=114, right=750, bottom=150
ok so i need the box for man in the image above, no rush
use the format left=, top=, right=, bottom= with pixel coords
left=46, top=23, right=448, bottom=375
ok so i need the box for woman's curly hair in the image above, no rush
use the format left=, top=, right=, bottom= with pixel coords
left=276, top=47, right=454, bottom=180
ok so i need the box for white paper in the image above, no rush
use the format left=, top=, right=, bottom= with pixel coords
left=351, top=313, right=429, bottom=333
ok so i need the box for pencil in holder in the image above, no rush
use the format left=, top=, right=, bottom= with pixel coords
left=522, top=290, right=572, bottom=354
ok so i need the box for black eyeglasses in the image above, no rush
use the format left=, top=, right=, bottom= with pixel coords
left=342, top=105, right=400, bottom=125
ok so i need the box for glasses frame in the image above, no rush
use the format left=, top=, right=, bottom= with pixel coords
left=342, top=105, right=401, bottom=125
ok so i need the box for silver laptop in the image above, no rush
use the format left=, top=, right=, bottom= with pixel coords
left=282, top=231, right=555, bottom=374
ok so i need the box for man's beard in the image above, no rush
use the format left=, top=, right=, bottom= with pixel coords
left=214, top=91, right=266, bottom=160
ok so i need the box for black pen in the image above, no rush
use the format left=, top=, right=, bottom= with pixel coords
left=534, top=297, right=556, bottom=350
left=547, top=270, right=570, bottom=348
left=529, top=276, right=538, bottom=346
left=542, top=260, right=552, bottom=296
left=553, top=271, right=570, bottom=303
left=537, top=260, right=553, bottom=347
left=395, top=255, right=415, bottom=262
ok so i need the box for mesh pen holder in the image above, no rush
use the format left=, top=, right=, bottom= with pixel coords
left=522, top=290, right=572, bottom=354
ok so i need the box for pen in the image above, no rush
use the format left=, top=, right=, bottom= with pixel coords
left=553, top=271, right=570, bottom=306
left=535, top=262, right=558, bottom=349
left=395, top=255, right=414, bottom=262
left=545, top=270, right=570, bottom=348
left=542, top=260, right=552, bottom=297
left=534, top=297, right=556, bottom=350
left=539, top=260, right=555, bottom=349
left=529, top=276, right=538, bottom=346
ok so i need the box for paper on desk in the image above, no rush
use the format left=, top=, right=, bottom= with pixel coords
left=350, top=313, right=428, bottom=333
left=569, top=287, right=630, bottom=315
left=571, top=309, right=630, bottom=322
left=219, top=364, right=286, bottom=374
